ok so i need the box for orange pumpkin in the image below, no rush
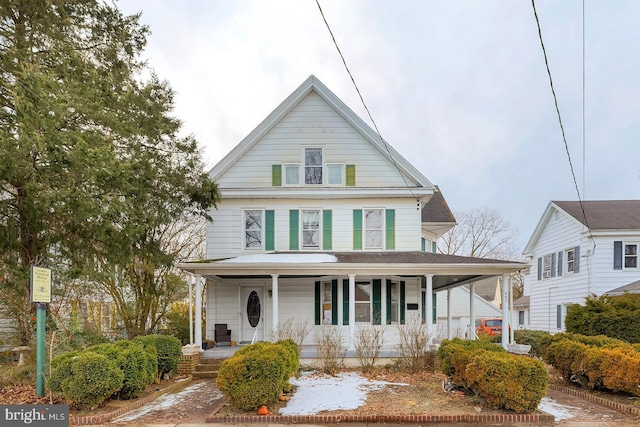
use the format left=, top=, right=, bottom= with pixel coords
left=258, top=405, right=270, bottom=415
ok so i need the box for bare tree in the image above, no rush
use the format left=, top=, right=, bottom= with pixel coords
left=438, top=207, right=520, bottom=260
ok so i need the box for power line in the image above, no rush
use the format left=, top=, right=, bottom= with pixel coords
left=314, top=0, right=418, bottom=202
left=530, top=0, right=593, bottom=240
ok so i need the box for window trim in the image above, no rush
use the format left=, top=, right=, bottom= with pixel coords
left=303, top=146, right=324, bottom=185
left=301, top=209, right=322, bottom=250
left=242, top=209, right=264, bottom=250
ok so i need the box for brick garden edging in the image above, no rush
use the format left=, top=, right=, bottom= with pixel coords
left=70, top=376, right=194, bottom=425
left=549, top=383, right=640, bottom=418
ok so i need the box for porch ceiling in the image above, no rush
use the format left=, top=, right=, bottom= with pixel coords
left=177, top=251, right=525, bottom=292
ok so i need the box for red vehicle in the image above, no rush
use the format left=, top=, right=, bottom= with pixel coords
left=475, top=317, right=504, bottom=336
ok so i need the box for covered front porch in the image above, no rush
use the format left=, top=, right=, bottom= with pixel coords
left=178, top=251, right=525, bottom=353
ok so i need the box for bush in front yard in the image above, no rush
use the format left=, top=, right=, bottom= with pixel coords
left=134, top=334, right=182, bottom=376
left=438, top=338, right=505, bottom=387
left=465, top=351, right=548, bottom=413
left=88, top=341, right=157, bottom=398
left=48, top=352, right=124, bottom=409
left=216, top=347, right=286, bottom=410
left=512, top=330, right=550, bottom=357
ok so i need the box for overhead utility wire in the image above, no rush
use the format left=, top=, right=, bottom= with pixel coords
left=530, top=0, right=594, bottom=244
left=315, top=0, right=418, bottom=203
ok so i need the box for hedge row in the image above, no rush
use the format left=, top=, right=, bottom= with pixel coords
left=565, top=293, right=640, bottom=343
left=539, top=332, right=640, bottom=396
left=49, top=334, right=181, bottom=409
left=216, top=340, right=299, bottom=410
left=438, top=338, right=548, bottom=413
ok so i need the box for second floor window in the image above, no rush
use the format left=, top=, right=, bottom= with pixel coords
left=302, top=210, right=320, bottom=249
left=565, top=248, right=575, bottom=273
left=542, top=254, right=552, bottom=279
left=304, top=147, right=323, bottom=184
left=625, top=243, right=638, bottom=268
left=244, top=210, right=262, bottom=249
left=364, top=209, right=383, bottom=249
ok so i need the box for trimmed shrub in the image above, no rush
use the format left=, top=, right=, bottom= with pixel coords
left=48, top=352, right=124, bottom=409
left=438, top=338, right=504, bottom=387
left=512, top=330, right=550, bottom=357
left=134, top=334, right=182, bottom=376
left=274, top=339, right=300, bottom=377
left=87, top=341, right=157, bottom=398
left=565, top=294, right=640, bottom=343
left=544, top=340, right=589, bottom=382
left=465, top=351, right=548, bottom=413
left=216, top=348, right=286, bottom=410
left=600, top=348, right=640, bottom=396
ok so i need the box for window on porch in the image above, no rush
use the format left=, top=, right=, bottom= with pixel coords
left=355, top=282, right=371, bottom=323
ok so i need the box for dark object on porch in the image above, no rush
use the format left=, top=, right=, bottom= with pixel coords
left=215, top=324, right=232, bottom=346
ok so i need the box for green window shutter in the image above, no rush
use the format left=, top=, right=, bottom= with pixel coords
left=272, top=164, right=282, bottom=186
left=432, top=241, right=437, bottom=253
left=342, top=279, right=349, bottom=325
left=314, top=281, right=321, bottom=325
left=331, top=279, right=338, bottom=325
left=421, top=237, right=426, bottom=252
left=432, top=292, right=437, bottom=324
left=346, top=164, right=356, bottom=186
left=353, top=209, right=363, bottom=250
left=386, top=279, right=392, bottom=325
left=289, top=210, right=299, bottom=250
left=400, top=281, right=406, bottom=325
left=385, top=209, right=395, bottom=250
left=265, top=210, right=274, bottom=251
left=323, top=210, right=332, bottom=250
left=372, top=279, right=382, bottom=325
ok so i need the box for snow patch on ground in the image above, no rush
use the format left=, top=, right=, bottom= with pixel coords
left=537, top=396, right=580, bottom=420
left=280, top=371, right=408, bottom=415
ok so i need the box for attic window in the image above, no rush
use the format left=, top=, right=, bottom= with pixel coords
left=304, top=147, right=323, bottom=184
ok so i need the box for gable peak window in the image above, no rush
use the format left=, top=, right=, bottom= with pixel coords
left=304, top=147, right=323, bottom=185
left=284, top=164, right=300, bottom=185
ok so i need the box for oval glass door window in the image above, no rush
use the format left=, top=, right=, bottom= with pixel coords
left=246, top=291, right=261, bottom=328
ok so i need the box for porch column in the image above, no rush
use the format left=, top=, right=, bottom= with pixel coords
left=425, top=275, right=434, bottom=341
left=509, top=275, right=514, bottom=344
left=348, top=274, right=356, bottom=351
left=195, top=274, right=203, bottom=351
left=189, top=275, right=194, bottom=345
left=447, top=289, right=452, bottom=339
left=501, top=274, right=509, bottom=350
left=469, top=282, right=476, bottom=340
left=271, top=274, right=279, bottom=338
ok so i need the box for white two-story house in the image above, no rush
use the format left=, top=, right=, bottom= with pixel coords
left=522, top=200, right=640, bottom=332
left=179, top=76, right=524, bottom=350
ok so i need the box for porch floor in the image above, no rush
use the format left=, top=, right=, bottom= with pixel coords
left=201, top=343, right=403, bottom=360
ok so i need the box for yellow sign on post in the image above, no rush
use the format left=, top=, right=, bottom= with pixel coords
left=31, top=266, right=52, bottom=303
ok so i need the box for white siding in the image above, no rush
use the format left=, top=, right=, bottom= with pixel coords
left=206, top=198, right=422, bottom=259
left=216, top=92, right=417, bottom=189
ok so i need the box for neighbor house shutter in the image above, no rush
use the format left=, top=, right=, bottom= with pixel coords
left=314, top=281, right=321, bottom=325
left=272, top=164, right=282, bottom=186
left=265, top=210, right=275, bottom=251
left=386, top=280, right=392, bottom=325
left=400, top=281, right=406, bottom=325
left=323, top=210, right=332, bottom=250
left=346, top=164, right=356, bottom=186
left=537, top=257, right=542, bottom=280
left=289, top=210, right=299, bottom=250
left=372, top=279, right=382, bottom=325
left=353, top=209, right=363, bottom=250
left=432, top=241, right=437, bottom=253
left=343, top=279, right=349, bottom=325
left=614, top=241, right=623, bottom=270
left=557, top=251, right=563, bottom=276
left=331, top=279, right=338, bottom=325
left=551, top=253, right=557, bottom=277
left=385, top=209, right=395, bottom=250
left=574, top=246, right=580, bottom=273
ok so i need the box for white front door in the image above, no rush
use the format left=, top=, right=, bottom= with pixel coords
left=241, top=287, right=264, bottom=343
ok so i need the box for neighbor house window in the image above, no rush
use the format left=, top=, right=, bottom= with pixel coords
left=518, top=310, right=525, bottom=325
left=284, top=164, right=300, bottom=185
left=364, top=209, right=383, bottom=249
left=565, top=248, right=575, bottom=273
left=322, top=281, right=332, bottom=325
left=304, top=147, right=323, bottom=184
left=301, top=210, right=321, bottom=249
left=355, top=282, right=371, bottom=323
left=243, top=210, right=263, bottom=249
left=625, top=243, right=638, bottom=268
left=542, top=254, right=552, bottom=279
left=327, top=164, right=344, bottom=185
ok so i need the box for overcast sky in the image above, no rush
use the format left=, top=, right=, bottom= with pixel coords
left=117, top=0, right=640, bottom=253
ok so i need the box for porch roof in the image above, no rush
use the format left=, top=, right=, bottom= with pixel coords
left=177, top=251, right=525, bottom=292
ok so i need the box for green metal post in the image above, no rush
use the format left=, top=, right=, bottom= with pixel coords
left=36, top=302, right=46, bottom=397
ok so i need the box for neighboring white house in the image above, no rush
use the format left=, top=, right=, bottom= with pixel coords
left=522, top=200, right=640, bottom=332
left=179, top=76, right=524, bottom=350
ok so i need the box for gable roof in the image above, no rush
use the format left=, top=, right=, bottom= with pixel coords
left=523, top=200, right=640, bottom=255
left=605, top=279, right=640, bottom=296
left=208, top=75, right=434, bottom=190
left=422, top=185, right=456, bottom=224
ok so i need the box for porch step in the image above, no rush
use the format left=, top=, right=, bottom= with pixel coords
left=192, top=358, right=223, bottom=379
